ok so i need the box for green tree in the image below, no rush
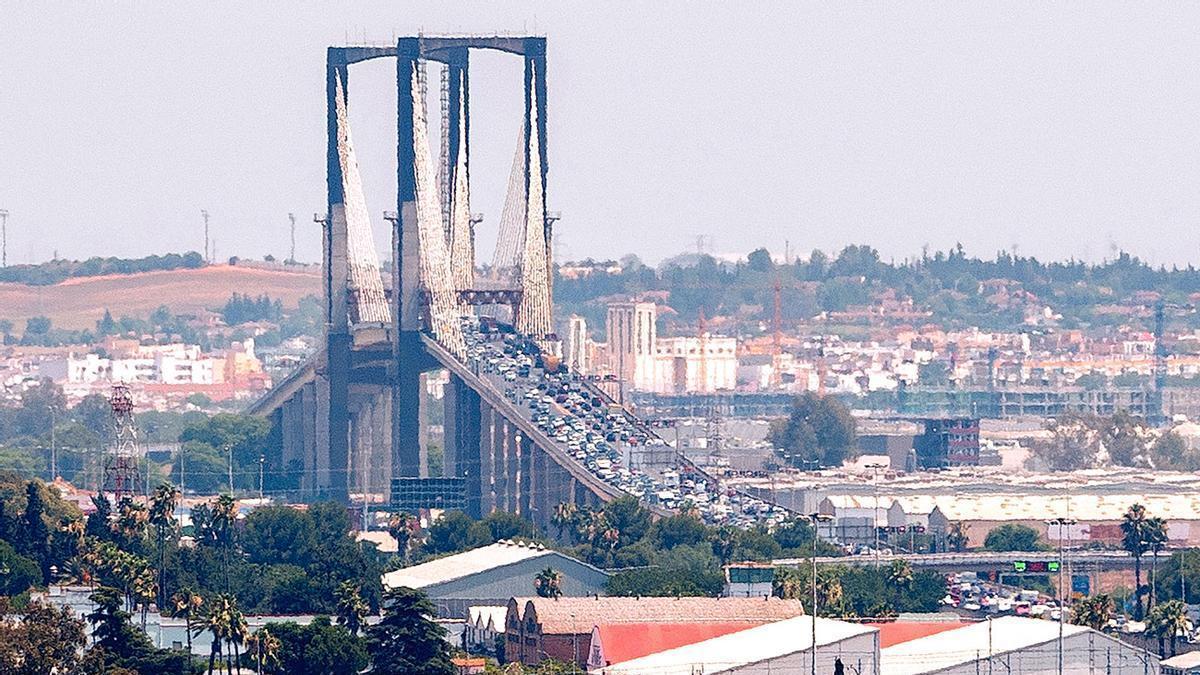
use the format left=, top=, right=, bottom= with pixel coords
left=22, top=481, right=51, bottom=582
left=652, top=513, right=710, bottom=550
left=602, top=496, right=651, bottom=548
left=476, top=510, right=537, bottom=542
left=423, top=510, right=487, bottom=555
left=769, top=393, right=857, bottom=468
left=366, top=587, right=453, bottom=675
left=0, top=540, right=41, bottom=595
left=271, top=617, right=368, bottom=675
left=241, top=504, right=318, bottom=567
left=983, top=524, right=1045, bottom=552
left=0, top=598, right=87, bottom=675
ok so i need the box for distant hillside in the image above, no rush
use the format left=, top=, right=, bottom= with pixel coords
left=0, top=264, right=321, bottom=331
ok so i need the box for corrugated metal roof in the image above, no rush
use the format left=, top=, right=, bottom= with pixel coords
left=599, top=616, right=876, bottom=675
left=592, top=622, right=762, bottom=666
left=880, top=616, right=1089, bottom=674
left=870, top=620, right=967, bottom=648
left=518, top=596, right=805, bottom=633
left=382, top=540, right=552, bottom=590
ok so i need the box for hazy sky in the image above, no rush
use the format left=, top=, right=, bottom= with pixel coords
left=3, top=3, right=1200, bottom=267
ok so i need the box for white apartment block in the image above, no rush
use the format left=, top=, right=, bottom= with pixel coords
left=651, top=335, right=738, bottom=393
left=607, top=302, right=659, bottom=392
left=604, top=301, right=739, bottom=395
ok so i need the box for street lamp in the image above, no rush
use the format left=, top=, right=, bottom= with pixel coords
left=865, top=463, right=887, bottom=569
left=1046, top=516, right=1077, bottom=675
left=806, top=511, right=834, bottom=675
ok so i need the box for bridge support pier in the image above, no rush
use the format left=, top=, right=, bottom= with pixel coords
left=479, top=403, right=497, bottom=515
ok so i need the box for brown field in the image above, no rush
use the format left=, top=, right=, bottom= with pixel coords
left=0, top=264, right=322, bottom=331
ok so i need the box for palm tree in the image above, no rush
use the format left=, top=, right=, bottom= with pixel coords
left=772, top=566, right=805, bottom=600
left=1071, top=594, right=1115, bottom=631
left=202, top=594, right=232, bottom=675
left=947, top=522, right=969, bottom=552
left=1146, top=600, right=1191, bottom=657
left=387, top=512, right=415, bottom=562
left=1146, top=516, right=1168, bottom=614
left=1121, top=503, right=1153, bottom=619
left=170, top=588, right=204, bottom=653
left=815, top=569, right=844, bottom=616
left=887, top=559, right=914, bottom=591
left=247, top=627, right=281, bottom=674
left=115, top=497, right=149, bottom=547
left=712, top=526, right=738, bottom=566
left=551, top=502, right=577, bottom=541
left=149, top=482, right=180, bottom=608
left=227, top=600, right=248, bottom=675
left=334, top=581, right=370, bottom=636
left=534, top=567, right=563, bottom=598
left=211, top=495, right=237, bottom=591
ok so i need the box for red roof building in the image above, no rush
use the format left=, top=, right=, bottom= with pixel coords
left=504, top=596, right=805, bottom=669
left=869, top=620, right=967, bottom=648
left=586, top=622, right=761, bottom=669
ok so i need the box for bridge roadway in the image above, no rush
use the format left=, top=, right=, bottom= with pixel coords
left=775, top=550, right=1137, bottom=573
left=420, top=334, right=671, bottom=520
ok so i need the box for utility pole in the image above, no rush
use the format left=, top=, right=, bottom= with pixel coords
left=226, top=444, right=234, bottom=495
left=806, top=512, right=833, bottom=675
left=49, top=404, right=57, bottom=480
left=866, top=463, right=887, bottom=568
left=1046, top=515, right=1077, bottom=675
left=0, top=209, right=8, bottom=267
left=287, top=213, right=296, bottom=263
left=258, top=454, right=265, bottom=501
left=201, top=210, right=210, bottom=263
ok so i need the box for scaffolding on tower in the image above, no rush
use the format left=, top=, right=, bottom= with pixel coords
left=103, top=384, right=142, bottom=503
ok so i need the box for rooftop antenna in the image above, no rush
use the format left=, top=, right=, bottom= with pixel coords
left=201, top=209, right=210, bottom=263
left=0, top=208, right=8, bottom=267
left=288, top=212, right=297, bottom=263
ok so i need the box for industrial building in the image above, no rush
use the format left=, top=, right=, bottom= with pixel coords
left=880, top=616, right=1157, bottom=674
left=504, top=596, right=805, bottom=669
left=380, top=540, right=609, bottom=617
left=595, top=615, right=879, bottom=675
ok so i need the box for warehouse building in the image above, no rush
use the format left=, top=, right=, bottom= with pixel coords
left=505, top=596, right=805, bottom=669
left=595, top=615, right=879, bottom=675
left=381, top=540, right=609, bottom=617
left=880, top=616, right=1157, bottom=674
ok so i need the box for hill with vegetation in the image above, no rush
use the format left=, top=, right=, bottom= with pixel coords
left=0, top=262, right=320, bottom=332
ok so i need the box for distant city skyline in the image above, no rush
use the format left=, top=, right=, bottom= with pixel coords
left=3, top=4, right=1200, bottom=268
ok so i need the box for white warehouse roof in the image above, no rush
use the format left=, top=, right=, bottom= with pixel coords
left=599, top=615, right=876, bottom=675
left=880, top=616, right=1089, bottom=674
left=382, top=540, right=552, bottom=590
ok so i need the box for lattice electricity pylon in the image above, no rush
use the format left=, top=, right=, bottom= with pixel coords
left=103, top=384, right=142, bottom=503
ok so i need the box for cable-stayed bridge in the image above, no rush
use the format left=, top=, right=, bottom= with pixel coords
left=248, top=37, right=785, bottom=532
